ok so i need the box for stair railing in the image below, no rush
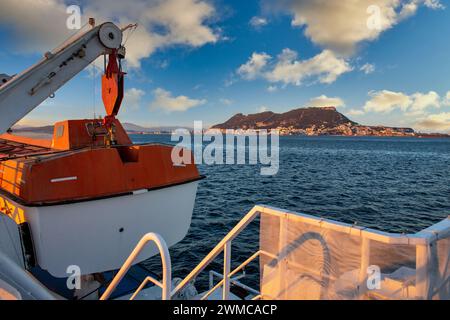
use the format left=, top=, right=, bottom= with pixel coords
left=100, top=232, right=171, bottom=300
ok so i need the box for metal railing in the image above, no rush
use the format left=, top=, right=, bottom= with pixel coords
left=100, top=232, right=172, bottom=300
left=170, top=206, right=263, bottom=300
left=105, top=205, right=450, bottom=300
left=170, top=205, right=449, bottom=300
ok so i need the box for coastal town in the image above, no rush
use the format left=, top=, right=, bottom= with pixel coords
left=210, top=107, right=426, bottom=137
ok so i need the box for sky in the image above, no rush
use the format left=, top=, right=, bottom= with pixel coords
left=0, top=0, right=450, bottom=132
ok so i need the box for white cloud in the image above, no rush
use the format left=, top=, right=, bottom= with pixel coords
left=267, top=85, right=278, bottom=93
left=360, top=63, right=376, bottom=74
left=0, top=0, right=71, bottom=53
left=0, top=0, right=219, bottom=68
left=416, top=112, right=450, bottom=132
left=444, top=91, right=450, bottom=106
left=238, top=49, right=352, bottom=86
left=268, top=49, right=352, bottom=85
left=281, top=0, right=444, bottom=55
left=364, top=90, right=412, bottom=113
left=237, top=52, right=271, bottom=80
left=424, top=0, right=445, bottom=10
left=124, top=88, right=145, bottom=110
left=348, top=109, right=365, bottom=116
left=258, top=106, right=269, bottom=112
left=150, top=88, right=206, bottom=112
left=250, top=16, right=268, bottom=28
left=220, top=98, right=233, bottom=105
left=363, top=90, right=443, bottom=114
left=409, top=91, right=441, bottom=113
left=306, top=95, right=345, bottom=108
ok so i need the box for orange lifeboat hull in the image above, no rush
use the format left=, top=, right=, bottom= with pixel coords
left=0, top=119, right=203, bottom=277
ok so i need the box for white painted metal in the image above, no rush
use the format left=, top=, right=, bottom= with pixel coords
left=222, top=241, right=231, bottom=300
left=100, top=232, right=171, bottom=300
left=209, top=270, right=260, bottom=296
left=0, top=215, right=24, bottom=268
left=358, top=237, right=371, bottom=297
left=0, top=278, right=22, bottom=300
left=0, top=251, right=56, bottom=300
left=170, top=205, right=450, bottom=300
left=415, top=244, right=431, bottom=299
left=0, top=74, right=12, bottom=87
left=21, top=181, right=198, bottom=277
left=171, top=206, right=259, bottom=298
left=0, top=22, right=122, bottom=133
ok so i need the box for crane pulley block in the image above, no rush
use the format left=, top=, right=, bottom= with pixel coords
left=101, top=50, right=125, bottom=118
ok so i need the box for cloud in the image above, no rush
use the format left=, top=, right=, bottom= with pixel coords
left=124, top=88, right=145, bottom=110
left=409, top=91, right=441, bottom=114
left=0, top=0, right=219, bottom=68
left=237, top=52, right=271, bottom=80
left=347, top=109, right=365, bottom=116
left=150, top=88, right=206, bottom=112
left=250, top=16, right=268, bottom=28
left=424, top=0, right=445, bottom=10
left=306, top=95, right=345, bottom=108
left=258, top=106, right=269, bottom=112
left=267, top=49, right=353, bottom=85
left=238, top=49, right=352, bottom=86
left=267, top=85, right=278, bottom=93
left=360, top=63, right=376, bottom=74
left=416, top=112, right=450, bottom=132
left=220, top=98, right=233, bottom=105
left=272, top=0, right=445, bottom=56
left=364, top=90, right=412, bottom=113
left=0, top=0, right=72, bottom=53
left=363, top=90, right=443, bottom=114
left=443, top=91, right=450, bottom=105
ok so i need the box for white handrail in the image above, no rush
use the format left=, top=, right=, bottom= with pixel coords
left=170, top=206, right=261, bottom=298
left=100, top=233, right=171, bottom=300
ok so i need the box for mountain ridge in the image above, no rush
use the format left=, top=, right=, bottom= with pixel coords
left=213, top=107, right=357, bottom=130
left=212, top=106, right=417, bottom=137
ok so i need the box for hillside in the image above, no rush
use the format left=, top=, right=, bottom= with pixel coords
left=212, top=107, right=416, bottom=137
left=213, top=107, right=356, bottom=130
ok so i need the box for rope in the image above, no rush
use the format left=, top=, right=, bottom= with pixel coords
left=93, top=60, right=96, bottom=119
left=123, top=25, right=137, bottom=46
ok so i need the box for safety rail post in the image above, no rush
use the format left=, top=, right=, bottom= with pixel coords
left=358, top=237, right=371, bottom=298
left=415, top=243, right=431, bottom=300
left=223, top=241, right=231, bottom=300
left=100, top=232, right=172, bottom=300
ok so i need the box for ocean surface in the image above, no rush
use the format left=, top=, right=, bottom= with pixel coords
left=132, top=134, right=450, bottom=290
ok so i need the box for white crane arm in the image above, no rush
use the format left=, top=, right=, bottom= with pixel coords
left=0, top=22, right=123, bottom=134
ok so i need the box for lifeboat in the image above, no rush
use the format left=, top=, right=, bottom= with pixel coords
left=0, top=23, right=203, bottom=278
left=0, top=120, right=202, bottom=277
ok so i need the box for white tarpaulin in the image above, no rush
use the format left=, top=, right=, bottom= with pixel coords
left=259, top=211, right=449, bottom=300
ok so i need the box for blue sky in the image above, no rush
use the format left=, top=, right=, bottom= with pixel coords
left=1, top=0, right=450, bottom=132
